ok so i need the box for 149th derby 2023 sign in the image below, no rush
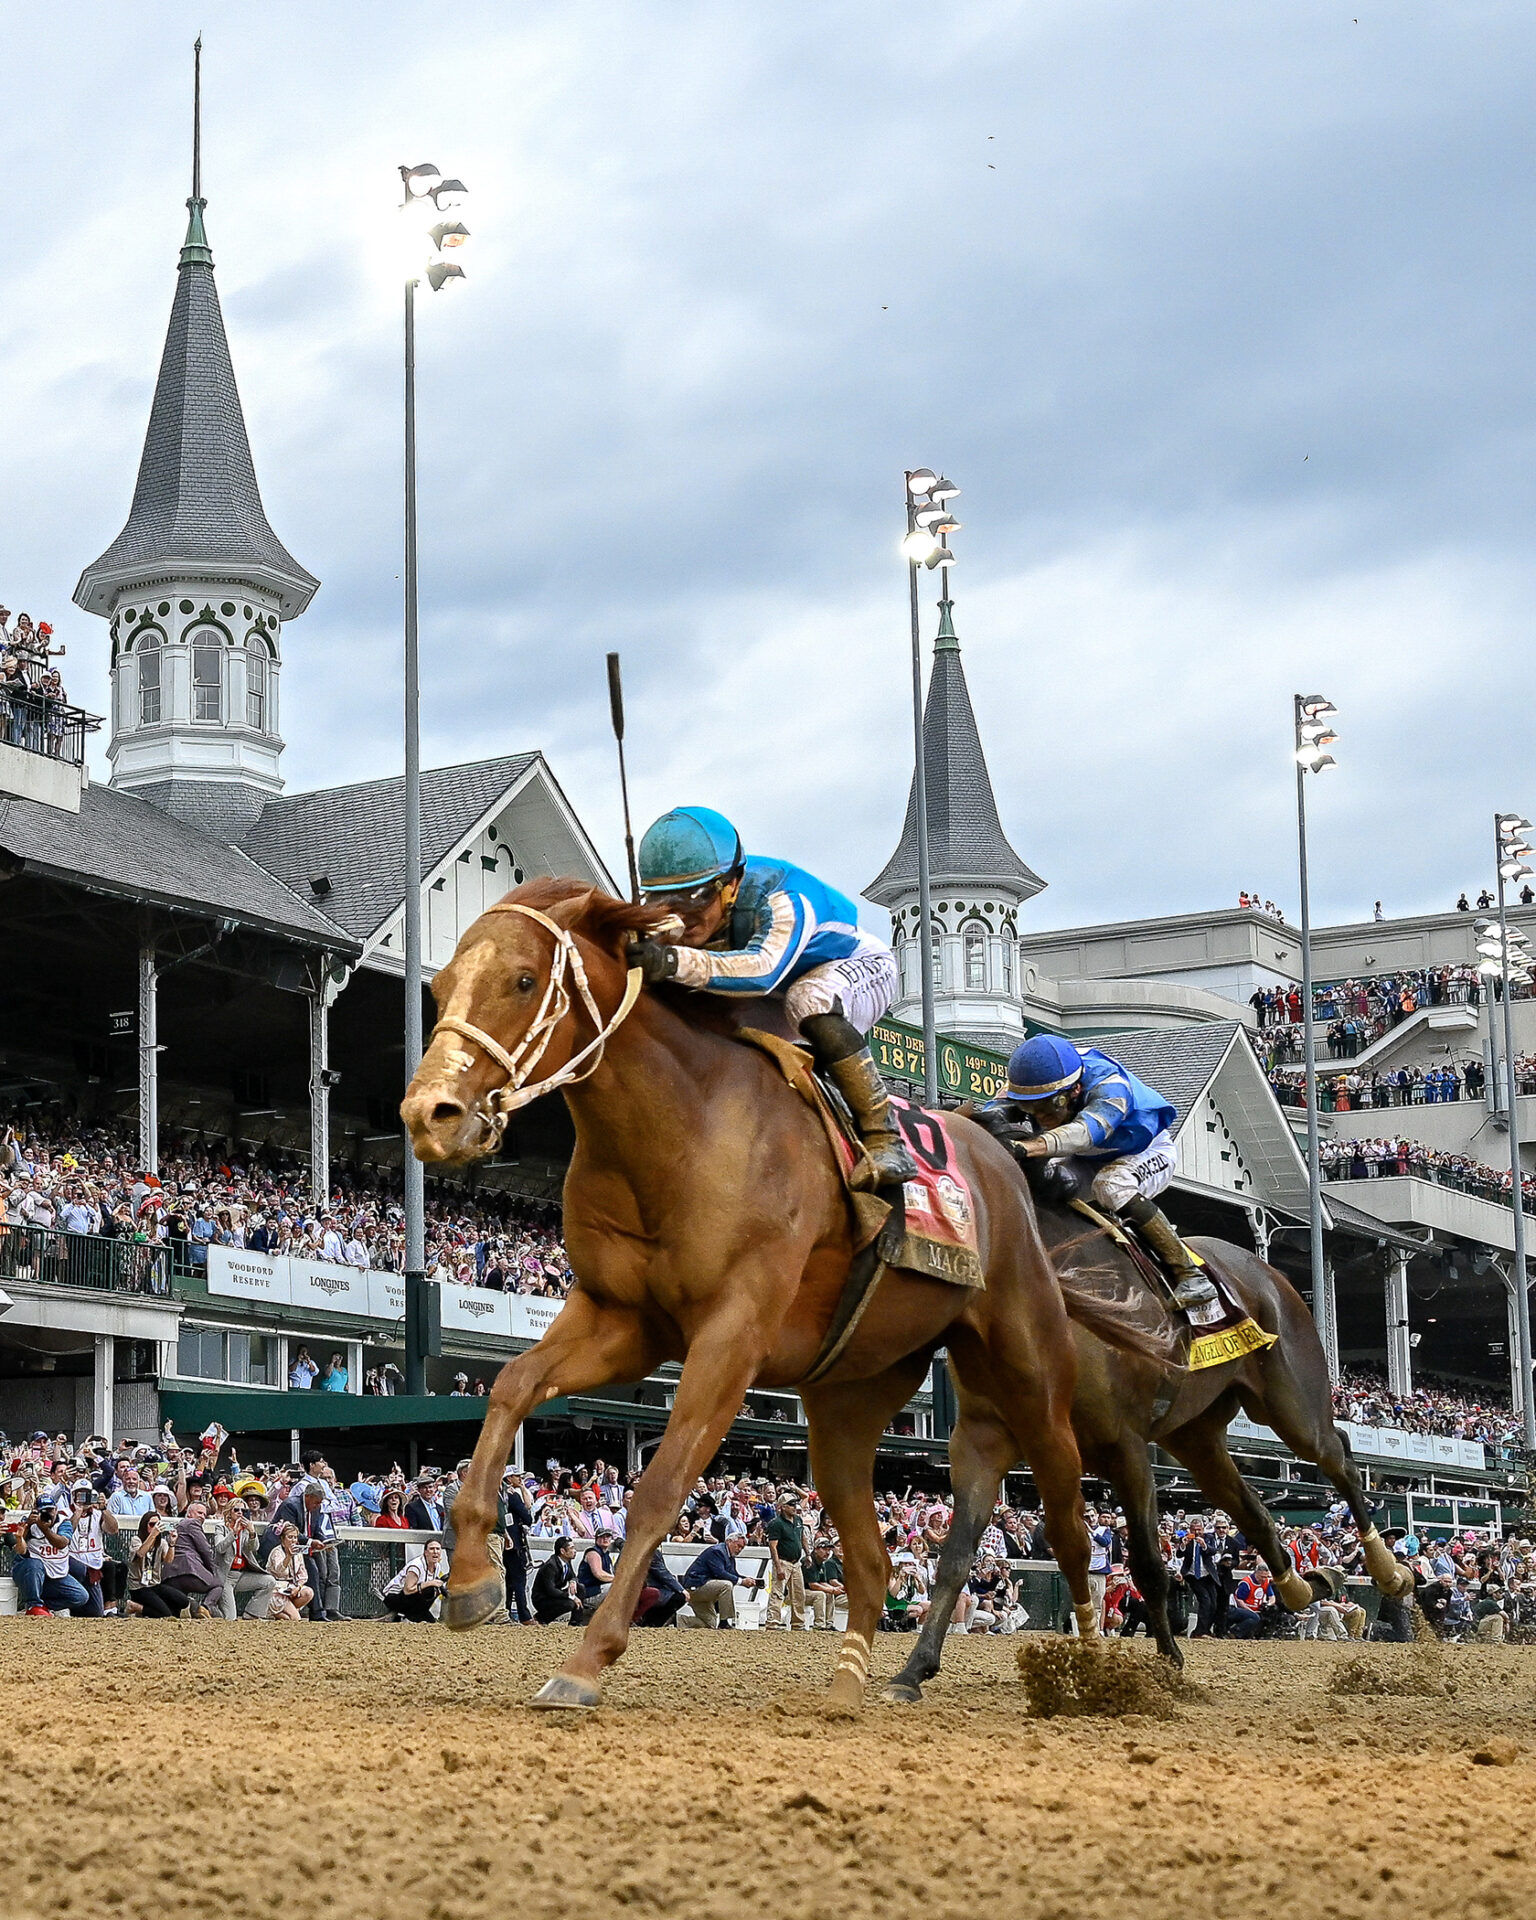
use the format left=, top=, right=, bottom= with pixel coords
left=204, top=1245, right=564, bottom=1344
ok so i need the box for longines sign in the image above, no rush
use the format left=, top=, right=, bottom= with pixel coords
left=206, top=1247, right=559, bottom=1344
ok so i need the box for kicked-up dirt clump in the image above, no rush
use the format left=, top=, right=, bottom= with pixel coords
left=1015, top=1635, right=1181, bottom=1719
left=1330, top=1642, right=1457, bottom=1699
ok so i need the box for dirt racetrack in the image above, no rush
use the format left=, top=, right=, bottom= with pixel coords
left=4, top=1622, right=1535, bottom=1920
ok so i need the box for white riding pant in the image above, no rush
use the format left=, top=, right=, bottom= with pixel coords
left=1088, top=1130, right=1177, bottom=1212
left=784, top=936, right=898, bottom=1036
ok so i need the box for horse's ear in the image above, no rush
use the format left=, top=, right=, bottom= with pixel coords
left=544, top=888, right=601, bottom=931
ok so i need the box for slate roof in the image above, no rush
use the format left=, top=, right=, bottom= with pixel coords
left=0, top=782, right=356, bottom=951
left=866, top=631, right=1043, bottom=905
left=1091, top=1022, right=1243, bottom=1125
left=241, top=753, right=539, bottom=941
left=74, top=209, right=318, bottom=619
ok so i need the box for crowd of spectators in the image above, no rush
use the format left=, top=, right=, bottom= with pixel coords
left=1282, top=1127, right=1536, bottom=1212
left=7, top=1427, right=1533, bottom=1643
left=1333, top=1365, right=1527, bottom=1451
left=1265, top=1060, right=1512, bottom=1109
left=1237, top=892, right=1288, bottom=921
left=0, top=604, right=74, bottom=757
left=1, top=1113, right=572, bottom=1297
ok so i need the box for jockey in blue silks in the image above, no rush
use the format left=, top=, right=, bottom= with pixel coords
left=624, top=805, right=917, bottom=1185
left=982, top=1034, right=1217, bottom=1310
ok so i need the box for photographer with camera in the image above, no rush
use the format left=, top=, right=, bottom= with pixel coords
left=12, top=1492, right=93, bottom=1616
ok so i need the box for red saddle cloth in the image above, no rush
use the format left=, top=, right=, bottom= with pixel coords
left=884, top=1098, right=984, bottom=1288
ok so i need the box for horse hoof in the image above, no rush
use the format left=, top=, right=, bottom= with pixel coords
left=530, top=1674, right=603, bottom=1712
left=880, top=1680, right=924, bottom=1706
left=442, top=1575, right=505, bottom=1633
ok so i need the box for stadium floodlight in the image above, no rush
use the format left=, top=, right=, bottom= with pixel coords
left=1293, top=690, right=1342, bottom=1383
left=399, top=162, right=441, bottom=203
left=906, top=469, right=937, bottom=495
left=1490, top=804, right=1536, bottom=1447
left=929, top=475, right=961, bottom=500
left=399, top=159, right=474, bottom=1394
left=902, top=528, right=941, bottom=563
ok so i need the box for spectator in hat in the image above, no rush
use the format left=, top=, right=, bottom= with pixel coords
left=575, top=1528, right=617, bottom=1623
left=213, top=1496, right=279, bottom=1619
left=405, top=1476, right=445, bottom=1533
left=11, top=1494, right=92, bottom=1616
left=764, top=1492, right=809, bottom=1629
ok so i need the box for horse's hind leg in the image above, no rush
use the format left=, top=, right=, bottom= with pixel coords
left=1163, top=1406, right=1317, bottom=1611
left=1250, top=1360, right=1415, bottom=1599
left=948, top=1327, right=1096, bottom=1636
left=886, top=1383, right=1017, bottom=1703
left=802, top=1353, right=931, bottom=1712
left=1096, top=1433, right=1182, bottom=1666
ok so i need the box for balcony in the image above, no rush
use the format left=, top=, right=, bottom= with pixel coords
left=0, top=693, right=103, bottom=812
left=0, top=1221, right=171, bottom=1297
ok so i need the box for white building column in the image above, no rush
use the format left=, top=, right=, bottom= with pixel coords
left=92, top=1334, right=115, bottom=1443
left=1384, top=1252, right=1412, bottom=1398
left=138, top=944, right=158, bottom=1174
left=1505, top=1266, right=1529, bottom=1422
left=1315, top=1257, right=1340, bottom=1387
left=308, top=986, right=331, bottom=1209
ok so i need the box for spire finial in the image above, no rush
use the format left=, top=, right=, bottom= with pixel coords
left=180, top=37, right=213, bottom=269
left=935, top=567, right=959, bottom=652
left=192, top=36, right=202, bottom=201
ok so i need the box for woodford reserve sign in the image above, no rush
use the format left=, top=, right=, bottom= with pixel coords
left=868, top=1017, right=1019, bottom=1101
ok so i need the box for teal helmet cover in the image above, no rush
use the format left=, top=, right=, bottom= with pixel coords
left=637, top=806, right=744, bottom=896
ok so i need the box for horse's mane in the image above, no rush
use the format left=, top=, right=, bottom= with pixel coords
left=502, top=877, right=667, bottom=952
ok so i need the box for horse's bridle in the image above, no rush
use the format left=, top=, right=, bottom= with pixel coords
left=432, top=902, right=643, bottom=1145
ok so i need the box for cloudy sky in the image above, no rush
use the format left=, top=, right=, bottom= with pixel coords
left=4, top=2, right=1535, bottom=931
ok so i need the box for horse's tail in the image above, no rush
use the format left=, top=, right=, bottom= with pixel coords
left=1048, top=1229, right=1189, bottom=1370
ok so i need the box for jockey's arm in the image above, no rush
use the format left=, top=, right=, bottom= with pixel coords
left=667, top=885, right=812, bottom=995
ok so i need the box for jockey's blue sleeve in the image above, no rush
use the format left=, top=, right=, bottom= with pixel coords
left=669, top=857, right=863, bottom=995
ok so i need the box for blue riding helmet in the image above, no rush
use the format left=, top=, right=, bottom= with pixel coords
left=637, top=806, right=744, bottom=898
left=1005, top=1034, right=1085, bottom=1101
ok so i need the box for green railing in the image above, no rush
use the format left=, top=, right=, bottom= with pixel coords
left=0, top=1222, right=170, bottom=1297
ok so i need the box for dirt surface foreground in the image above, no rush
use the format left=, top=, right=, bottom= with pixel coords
left=3, top=1623, right=1534, bottom=1920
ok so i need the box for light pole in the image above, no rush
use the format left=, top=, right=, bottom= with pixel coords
left=1481, top=812, right=1536, bottom=1445
left=398, top=161, right=470, bottom=1393
left=1294, top=693, right=1339, bottom=1378
left=901, top=470, right=960, bottom=1107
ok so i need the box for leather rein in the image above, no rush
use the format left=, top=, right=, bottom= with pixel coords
left=431, top=901, right=644, bottom=1145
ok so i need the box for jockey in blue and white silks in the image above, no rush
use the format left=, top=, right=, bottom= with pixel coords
left=625, top=806, right=916, bottom=1185
left=982, top=1034, right=1217, bottom=1310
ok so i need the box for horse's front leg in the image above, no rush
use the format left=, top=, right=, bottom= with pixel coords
left=530, top=1319, right=767, bottom=1709
left=444, top=1292, right=662, bottom=1629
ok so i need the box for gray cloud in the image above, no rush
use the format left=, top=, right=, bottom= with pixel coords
left=3, top=2, right=1535, bottom=939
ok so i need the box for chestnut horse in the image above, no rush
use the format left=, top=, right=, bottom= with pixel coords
left=401, top=880, right=1153, bottom=1711
left=884, top=1194, right=1417, bottom=1700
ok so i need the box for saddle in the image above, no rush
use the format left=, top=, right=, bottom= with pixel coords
left=975, top=1111, right=1275, bottom=1374
left=734, top=1028, right=984, bottom=1386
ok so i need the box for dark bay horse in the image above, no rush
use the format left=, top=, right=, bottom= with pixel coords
left=884, top=1194, right=1417, bottom=1700
left=401, top=879, right=1160, bottom=1711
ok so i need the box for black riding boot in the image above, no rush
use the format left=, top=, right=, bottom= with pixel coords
left=800, top=1013, right=918, bottom=1186
left=1121, top=1194, right=1218, bottom=1309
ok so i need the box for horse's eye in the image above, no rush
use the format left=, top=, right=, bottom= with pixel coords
left=517, top=973, right=536, bottom=993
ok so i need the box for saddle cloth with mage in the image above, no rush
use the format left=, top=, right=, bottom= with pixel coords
left=737, top=1029, right=984, bottom=1292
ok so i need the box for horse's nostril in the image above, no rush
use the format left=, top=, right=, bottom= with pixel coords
left=431, top=1100, right=466, bottom=1126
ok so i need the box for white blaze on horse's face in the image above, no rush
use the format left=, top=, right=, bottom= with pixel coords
left=403, top=932, right=534, bottom=1163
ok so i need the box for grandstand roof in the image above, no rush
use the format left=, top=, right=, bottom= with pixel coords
left=0, top=781, right=357, bottom=950
left=1099, top=1022, right=1245, bottom=1125
left=73, top=200, right=318, bottom=620
left=242, top=753, right=540, bottom=941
